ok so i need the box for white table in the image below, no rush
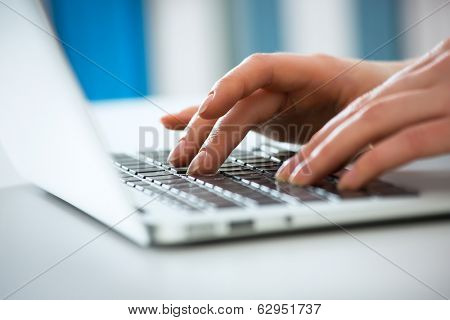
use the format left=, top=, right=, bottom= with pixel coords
left=1, top=97, right=449, bottom=299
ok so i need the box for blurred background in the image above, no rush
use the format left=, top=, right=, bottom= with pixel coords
left=45, top=0, right=449, bottom=101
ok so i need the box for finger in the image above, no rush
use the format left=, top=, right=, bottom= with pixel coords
left=299, top=53, right=449, bottom=161
left=399, top=38, right=450, bottom=75
left=198, top=53, right=323, bottom=120
left=188, top=90, right=286, bottom=175
left=339, top=116, right=450, bottom=190
left=167, top=110, right=217, bottom=167
left=288, top=89, right=449, bottom=186
left=275, top=148, right=307, bottom=181
left=160, top=106, right=198, bottom=130
left=203, top=40, right=448, bottom=122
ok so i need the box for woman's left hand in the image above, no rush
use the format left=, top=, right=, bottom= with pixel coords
left=277, top=39, right=450, bottom=190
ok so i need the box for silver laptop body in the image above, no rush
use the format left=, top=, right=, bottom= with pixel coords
left=1, top=0, right=449, bottom=246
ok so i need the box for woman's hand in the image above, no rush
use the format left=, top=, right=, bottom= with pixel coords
left=277, top=39, right=450, bottom=190
left=161, top=53, right=406, bottom=175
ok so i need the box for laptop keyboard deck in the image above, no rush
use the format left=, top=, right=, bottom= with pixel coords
left=114, top=145, right=416, bottom=211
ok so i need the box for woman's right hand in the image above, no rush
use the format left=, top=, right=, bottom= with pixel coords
left=160, top=53, right=408, bottom=175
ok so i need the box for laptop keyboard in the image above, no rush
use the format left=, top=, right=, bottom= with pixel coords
left=113, top=145, right=416, bottom=211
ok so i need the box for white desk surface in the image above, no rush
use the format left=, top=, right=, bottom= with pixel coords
left=1, top=97, right=449, bottom=299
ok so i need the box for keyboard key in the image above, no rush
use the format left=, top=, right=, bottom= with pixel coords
left=220, top=166, right=248, bottom=172
left=178, top=187, right=212, bottom=195
left=278, top=184, right=323, bottom=202
left=155, top=178, right=187, bottom=185
left=274, top=150, right=296, bottom=158
left=141, top=185, right=165, bottom=195
left=133, top=166, right=164, bottom=173
left=313, top=180, right=368, bottom=199
left=220, top=162, right=244, bottom=168
left=122, top=162, right=153, bottom=169
left=196, top=174, right=229, bottom=182
left=168, top=166, right=189, bottom=174
left=127, top=166, right=163, bottom=175
left=120, top=176, right=142, bottom=183
left=188, top=191, right=239, bottom=208
left=241, top=192, right=283, bottom=204
left=175, top=182, right=204, bottom=190
left=216, top=183, right=254, bottom=194
left=242, top=159, right=278, bottom=165
left=261, top=170, right=278, bottom=178
left=223, top=170, right=256, bottom=177
left=139, top=171, right=174, bottom=178
left=249, top=163, right=280, bottom=169
left=151, top=174, right=183, bottom=181
left=243, top=178, right=323, bottom=202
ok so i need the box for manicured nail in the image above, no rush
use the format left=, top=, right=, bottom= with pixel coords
left=187, top=149, right=217, bottom=176
left=198, top=92, right=214, bottom=117
left=167, top=138, right=186, bottom=165
left=338, top=169, right=357, bottom=190
left=288, top=161, right=310, bottom=186
left=275, top=157, right=297, bottom=182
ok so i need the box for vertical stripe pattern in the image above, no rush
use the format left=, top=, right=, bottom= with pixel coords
left=49, top=0, right=149, bottom=100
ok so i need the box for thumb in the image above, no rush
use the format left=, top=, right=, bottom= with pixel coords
left=160, top=106, right=198, bottom=130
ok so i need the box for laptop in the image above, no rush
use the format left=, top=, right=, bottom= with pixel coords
left=1, top=0, right=449, bottom=246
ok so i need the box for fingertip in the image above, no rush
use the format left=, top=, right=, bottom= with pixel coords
left=275, top=156, right=297, bottom=182
left=287, top=174, right=306, bottom=187
left=198, top=90, right=233, bottom=120
left=167, top=139, right=191, bottom=166
left=198, top=93, right=215, bottom=119
left=186, top=149, right=219, bottom=176
left=160, top=116, right=173, bottom=128
left=198, top=109, right=219, bottom=120
left=160, top=114, right=190, bottom=130
left=288, top=159, right=315, bottom=186
left=337, top=169, right=359, bottom=190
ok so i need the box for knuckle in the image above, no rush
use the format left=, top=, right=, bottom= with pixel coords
left=310, top=53, right=333, bottom=62
left=213, top=74, right=241, bottom=92
left=426, top=51, right=450, bottom=74
left=438, top=37, right=450, bottom=52
left=357, top=102, right=384, bottom=123
left=436, top=52, right=450, bottom=69
left=419, top=38, right=450, bottom=65
left=244, top=53, right=269, bottom=65
left=348, top=91, right=375, bottom=113
left=214, top=76, right=230, bottom=88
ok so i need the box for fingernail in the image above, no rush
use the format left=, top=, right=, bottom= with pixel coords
left=288, top=161, right=310, bottom=186
left=338, top=169, right=357, bottom=190
left=275, top=157, right=297, bottom=182
left=167, top=139, right=186, bottom=165
left=187, top=149, right=217, bottom=176
left=198, top=92, right=214, bottom=117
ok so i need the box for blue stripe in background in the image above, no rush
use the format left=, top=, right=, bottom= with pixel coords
left=356, top=0, right=401, bottom=60
left=228, top=0, right=281, bottom=65
left=48, top=0, right=149, bottom=101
